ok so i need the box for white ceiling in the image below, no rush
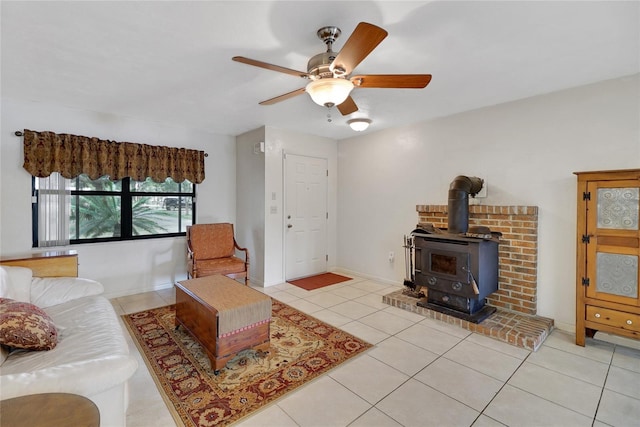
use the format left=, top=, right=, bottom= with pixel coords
left=2, top=1, right=638, bottom=140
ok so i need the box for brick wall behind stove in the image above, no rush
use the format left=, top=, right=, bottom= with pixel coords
left=416, top=205, right=539, bottom=315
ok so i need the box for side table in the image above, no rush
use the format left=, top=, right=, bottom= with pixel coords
left=0, top=393, right=99, bottom=427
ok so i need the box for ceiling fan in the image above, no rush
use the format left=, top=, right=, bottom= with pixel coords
left=232, top=22, right=432, bottom=116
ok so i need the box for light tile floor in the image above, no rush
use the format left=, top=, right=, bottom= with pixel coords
left=111, top=275, right=640, bottom=427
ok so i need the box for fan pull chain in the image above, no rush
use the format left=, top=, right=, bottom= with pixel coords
left=326, top=106, right=332, bottom=123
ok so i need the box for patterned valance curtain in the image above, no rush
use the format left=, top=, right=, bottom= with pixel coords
left=22, top=129, right=206, bottom=184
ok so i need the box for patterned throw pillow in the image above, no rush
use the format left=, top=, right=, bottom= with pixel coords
left=0, top=298, right=58, bottom=351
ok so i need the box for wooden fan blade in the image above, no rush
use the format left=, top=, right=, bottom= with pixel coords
left=350, top=74, right=432, bottom=88
left=337, top=96, right=358, bottom=115
left=259, top=88, right=306, bottom=105
left=330, top=22, right=388, bottom=76
left=233, top=56, right=308, bottom=79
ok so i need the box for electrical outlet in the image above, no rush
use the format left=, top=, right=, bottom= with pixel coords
left=388, top=251, right=394, bottom=262
left=476, top=181, right=488, bottom=198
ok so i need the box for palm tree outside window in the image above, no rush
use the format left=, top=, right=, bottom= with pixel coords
left=33, top=173, right=196, bottom=246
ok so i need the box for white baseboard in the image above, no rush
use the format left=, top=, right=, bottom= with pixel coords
left=593, top=332, right=640, bottom=351
left=103, top=282, right=174, bottom=300
left=552, top=320, right=574, bottom=334
left=331, top=267, right=402, bottom=287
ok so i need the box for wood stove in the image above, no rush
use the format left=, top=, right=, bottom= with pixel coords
left=404, top=176, right=500, bottom=323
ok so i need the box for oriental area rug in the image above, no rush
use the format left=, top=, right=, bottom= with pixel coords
left=123, top=300, right=372, bottom=426
left=288, top=272, right=352, bottom=291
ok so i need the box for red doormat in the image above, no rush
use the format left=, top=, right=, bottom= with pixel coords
left=288, top=272, right=352, bottom=290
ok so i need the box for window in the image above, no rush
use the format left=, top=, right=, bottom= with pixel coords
left=33, top=173, right=196, bottom=246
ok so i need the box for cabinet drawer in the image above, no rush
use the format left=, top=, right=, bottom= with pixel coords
left=586, top=306, right=640, bottom=333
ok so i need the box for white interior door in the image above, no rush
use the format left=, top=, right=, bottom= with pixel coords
left=285, top=154, right=328, bottom=280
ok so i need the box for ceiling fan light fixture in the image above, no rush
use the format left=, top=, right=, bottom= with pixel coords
left=305, top=78, right=354, bottom=107
left=347, top=118, right=372, bottom=131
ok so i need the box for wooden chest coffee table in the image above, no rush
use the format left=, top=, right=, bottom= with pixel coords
left=175, top=275, right=271, bottom=374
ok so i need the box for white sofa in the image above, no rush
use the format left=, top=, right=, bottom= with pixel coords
left=0, top=265, right=138, bottom=427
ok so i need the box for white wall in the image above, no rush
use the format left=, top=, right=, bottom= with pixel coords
left=3, top=74, right=637, bottom=331
left=337, top=74, right=640, bottom=332
left=234, top=126, right=337, bottom=287
left=262, top=127, right=338, bottom=286
left=0, top=98, right=236, bottom=298
left=235, top=127, right=266, bottom=285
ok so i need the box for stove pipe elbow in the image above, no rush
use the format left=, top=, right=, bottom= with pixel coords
left=448, top=176, right=484, bottom=234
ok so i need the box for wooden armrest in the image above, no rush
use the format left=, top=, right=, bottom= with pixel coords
left=186, top=238, right=195, bottom=259
left=234, top=239, right=250, bottom=266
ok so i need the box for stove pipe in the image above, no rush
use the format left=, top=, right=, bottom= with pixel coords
left=448, top=175, right=484, bottom=234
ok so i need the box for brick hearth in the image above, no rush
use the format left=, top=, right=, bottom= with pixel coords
left=392, top=204, right=554, bottom=351
left=384, top=290, right=554, bottom=351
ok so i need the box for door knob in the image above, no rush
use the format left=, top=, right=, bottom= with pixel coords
left=287, top=224, right=293, bottom=228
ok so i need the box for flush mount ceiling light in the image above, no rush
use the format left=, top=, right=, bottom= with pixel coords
left=305, top=78, right=354, bottom=107
left=347, top=118, right=372, bottom=131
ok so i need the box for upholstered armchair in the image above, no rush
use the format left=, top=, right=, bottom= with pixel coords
left=186, top=223, right=249, bottom=286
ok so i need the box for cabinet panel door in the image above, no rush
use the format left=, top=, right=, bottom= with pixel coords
left=585, top=180, right=639, bottom=306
